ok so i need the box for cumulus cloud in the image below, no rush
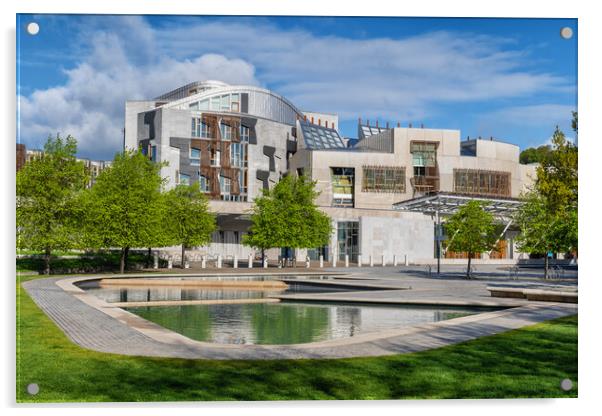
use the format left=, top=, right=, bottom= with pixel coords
left=19, top=16, right=574, bottom=159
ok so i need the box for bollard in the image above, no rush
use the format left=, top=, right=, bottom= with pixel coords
left=404, top=254, right=409, bottom=266
left=332, top=255, right=337, bottom=268
left=201, top=256, right=207, bottom=269
left=248, top=253, right=253, bottom=268
left=263, top=257, right=268, bottom=269
left=167, top=256, right=173, bottom=269
left=382, top=254, right=386, bottom=267
left=184, top=260, right=190, bottom=269
left=369, top=255, right=374, bottom=267
left=233, top=255, right=238, bottom=269
left=357, top=254, right=362, bottom=267
left=153, top=252, right=158, bottom=269
left=345, top=254, right=349, bottom=268
left=319, top=255, right=324, bottom=268
left=393, top=255, right=398, bottom=267
left=217, top=255, right=222, bottom=268
left=306, top=256, right=310, bottom=268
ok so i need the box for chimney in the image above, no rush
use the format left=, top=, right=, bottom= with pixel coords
left=397, top=122, right=401, bottom=128
left=304, top=115, right=307, bottom=121
left=325, top=121, right=328, bottom=128
left=318, top=119, right=321, bottom=126
left=367, top=119, right=370, bottom=126
left=386, top=121, right=389, bottom=129
left=490, top=136, right=493, bottom=141
left=409, top=122, right=413, bottom=128
left=421, top=123, right=424, bottom=129
left=376, top=120, right=379, bottom=128
left=311, top=117, right=314, bottom=124
left=358, top=117, right=362, bottom=125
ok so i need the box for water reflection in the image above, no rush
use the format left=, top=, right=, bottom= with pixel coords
left=125, top=302, right=487, bottom=345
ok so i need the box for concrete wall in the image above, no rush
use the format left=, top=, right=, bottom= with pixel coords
left=359, top=216, right=434, bottom=262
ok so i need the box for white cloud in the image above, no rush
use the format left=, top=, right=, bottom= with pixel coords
left=19, top=16, right=574, bottom=159
left=481, top=104, right=576, bottom=127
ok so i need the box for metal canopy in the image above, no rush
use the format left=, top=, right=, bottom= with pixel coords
left=393, top=192, right=523, bottom=221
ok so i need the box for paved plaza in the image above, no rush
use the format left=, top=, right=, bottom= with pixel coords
left=20, top=267, right=577, bottom=360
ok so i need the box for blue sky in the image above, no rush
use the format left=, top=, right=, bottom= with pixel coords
left=17, top=14, right=577, bottom=160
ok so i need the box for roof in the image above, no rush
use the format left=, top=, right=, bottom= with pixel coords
left=299, top=120, right=347, bottom=150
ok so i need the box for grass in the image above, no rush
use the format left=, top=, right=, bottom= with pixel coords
left=17, top=274, right=578, bottom=402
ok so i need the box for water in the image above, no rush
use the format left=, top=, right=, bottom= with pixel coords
left=124, top=302, right=496, bottom=345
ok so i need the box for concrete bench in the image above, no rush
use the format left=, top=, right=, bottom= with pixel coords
left=486, top=287, right=526, bottom=299
left=487, top=286, right=578, bottom=303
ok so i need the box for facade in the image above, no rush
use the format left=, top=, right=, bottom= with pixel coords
left=125, top=80, right=537, bottom=263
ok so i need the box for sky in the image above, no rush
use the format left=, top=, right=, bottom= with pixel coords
left=16, top=14, right=577, bottom=160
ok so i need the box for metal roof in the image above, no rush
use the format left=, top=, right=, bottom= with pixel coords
left=299, top=120, right=347, bottom=150
left=393, top=192, right=523, bottom=221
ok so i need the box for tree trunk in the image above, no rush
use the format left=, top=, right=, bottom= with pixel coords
left=181, top=244, right=186, bottom=269
left=261, top=249, right=265, bottom=264
left=146, top=247, right=152, bottom=268
left=544, top=255, right=549, bottom=280
left=467, top=254, right=472, bottom=279
left=44, top=247, right=51, bottom=275
left=120, top=247, right=130, bottom=274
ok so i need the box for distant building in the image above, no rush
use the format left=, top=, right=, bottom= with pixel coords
left=125, top=80, right=537, bottom=263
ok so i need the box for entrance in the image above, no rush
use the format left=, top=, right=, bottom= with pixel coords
left=337, top=221, right=359, bottom=262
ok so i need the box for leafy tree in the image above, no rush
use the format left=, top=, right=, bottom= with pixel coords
left=443, top=201, right=497, bottom=278
left=515, top=123, right=578, bottom=277
left=519, top=145, right=552, bottom=165
left=163, top=185, right=216, bottom=267
left=82, top=150, right=166, bottom=273
left=243, top=175, right=332, bottom=260
left=16, top=135, right=88, bottom=274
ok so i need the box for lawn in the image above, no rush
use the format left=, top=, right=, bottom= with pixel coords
left=16, top=275, right=578, bottom=402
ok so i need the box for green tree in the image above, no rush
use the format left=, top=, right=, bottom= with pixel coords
left=82, top=150, right=166, bottom=273
left=16, top=135, right=88, bottom=274
left=443, top=201, right=497, bottom=278
left=519, top=145, right=552, bottom=165
left=515, top=122, right=578, bottom=277
left=243, top=175, right=332, bottom=260
left=163, top=185, right=216, bottom=267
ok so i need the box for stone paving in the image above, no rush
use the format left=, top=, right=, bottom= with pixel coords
left=20, top=269, right=577, bottom=360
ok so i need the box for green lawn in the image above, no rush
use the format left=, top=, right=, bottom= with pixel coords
left=17, top=275, right=578, bottom=402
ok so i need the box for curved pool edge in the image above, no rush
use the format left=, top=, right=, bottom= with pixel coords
left=21, top=274, right=578, bottom=360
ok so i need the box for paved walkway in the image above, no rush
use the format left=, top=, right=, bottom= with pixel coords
left=21, top=271, right=577, bottom=360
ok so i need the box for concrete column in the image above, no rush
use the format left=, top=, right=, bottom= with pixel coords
left=217, top=255, right=222, bottom=268
left=382, top=255, right=386, bottom=267
left=345, top=254, right=349, bottom=268
left=393, top=255, right=398, bottom=267
left=263, top=257, right=268, bottom=269
left=153, top=252, right=158, bottom=269
left=319, top=255, right=324, bottom=268
left=167, top=256, right=173, bottom=269
left=357, top=254, right=362, bottom=267
left=201, top=256, right=207, bottom=269
left=332, top=255, right=337, bottom=268
left=248, top=253, right=253, bottom=268
left=233, top=256, right=238, bottom=269
left=369, top=255, right=374, bottom=267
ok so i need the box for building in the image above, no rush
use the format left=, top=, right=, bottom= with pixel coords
left=125, top=80, right=537, bottom=263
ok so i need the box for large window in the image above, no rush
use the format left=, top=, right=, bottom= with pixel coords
left=190, top=147, right=200, bottom=166
left=240, top=125, right=250, bottom=142
left=211, top=149, right=221, bottom=167
left=453, top=169, right=511, bottom=197
left=410, top=142, right=437, bottom=176
left=230, top=143, right=246, bottom=167
left=199, top=175, right=209, bottom=192
left=220, top=122, right=232, bottom=141
left=179, top=173, right=190, bottom=186
left=331, top=167, right=355, bottom=207
left=220, top=175, right=231, bottom=195
left=362, top=166, right=405, bottom=193
left=191, top=118, right=212, bottom=138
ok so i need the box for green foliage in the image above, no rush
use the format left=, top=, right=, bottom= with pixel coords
left=16, top=135, right=88, bottom=273
left=515, top=123, right=578, bottom=261
left=444, top=201, right=497, bottom=256
left=81, top=150, right=166, bottom=272
left=163, top=185, right=216, bottom=262
left=519, top=145, right=552, bottom=165
left=17, top=278, right=577, bottom=401
left=243, top=175, right=332, bottom=251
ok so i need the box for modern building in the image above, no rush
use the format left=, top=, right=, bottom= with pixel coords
left=125, top=80, right=537, bottom=264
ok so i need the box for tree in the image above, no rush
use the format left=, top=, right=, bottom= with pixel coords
left=82, top=150, right=166, bottom=273
left=243, top=175, right=332, bottom=260
left=163, top=185, right=216, bottom=267
left=443, top=201, right=497, bottom=278
left=519, top=145, right=552, bottom=165
left=515, top=122, right=578, bottom=277
left=16, top=135, right=88, bottom=274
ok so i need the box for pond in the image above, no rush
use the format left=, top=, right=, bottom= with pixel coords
left=124, top=302, right=500, bottom=345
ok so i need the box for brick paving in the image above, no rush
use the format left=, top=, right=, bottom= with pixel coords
left=21, top=272, right=577, bottom=360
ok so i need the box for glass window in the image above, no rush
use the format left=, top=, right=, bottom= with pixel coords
left=220, top=94, right=230, bottom=110
left=198, top=99, right=209, bottom=110
left=190, top=147, right=200, bottom=166
left=220, top=122, right=232, bottom=141
left=240, top=125, right=250, bottom=142
left=211, top=150, right=221, bottom=166
left=151, top=146, right=157, bottom=162
left=362, top=166, right=405, bottom=193
left=199, top=175, right=209, bottom=192
left=210, top=96, right=220, bottom=110
left=220, top=175, right=231, bottom=194
left=179, top=173, right=190, bottom=185
left=331, top=167, right=355, bottom=207
left=189, top=102, right=198, bottom=110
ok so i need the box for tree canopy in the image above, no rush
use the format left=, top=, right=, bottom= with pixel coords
left=519, top=145, right=552, bottom=165
left=443, top=201, right=497, bottom=278
left=163, top=184, right=216, bottom=266
left=81, top=149, right=166, bottom=273
left=243, top=175, right=332, bottom=254
left=16, top=135, right=88, bottom=274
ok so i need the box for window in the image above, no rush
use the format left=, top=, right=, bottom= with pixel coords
left=199, top=175, right=209, bottom=192
left=179, top=173, right=190, bottom=185
left=220, top=95, right=230, bottom=111
left=240, top=125, right=250, bottom=142
left=210, top=96, right=220, bottom=111
left=192, top=118, right=212, bottom=138
left=211, top=149, right=221, bottom=166
left=231, top=94, right=240, bottom=112
left=198, top=99, right=209, bottom=110
left=150, top=146, right=157, bottom=162
left=410, top=142, right=437, bottom=171
left=190, top=147, right=200, bottom=166
left=362, top=166, right=405, bottom=193
left=230, top=143, right=246, bottom=167
left=220, top=122, right=232, bottom=141
left=453, top=169, right=510, bottom=197
left=331, top=167, right=355, bottom=207
left=220, top=175, right=231, bottom=194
